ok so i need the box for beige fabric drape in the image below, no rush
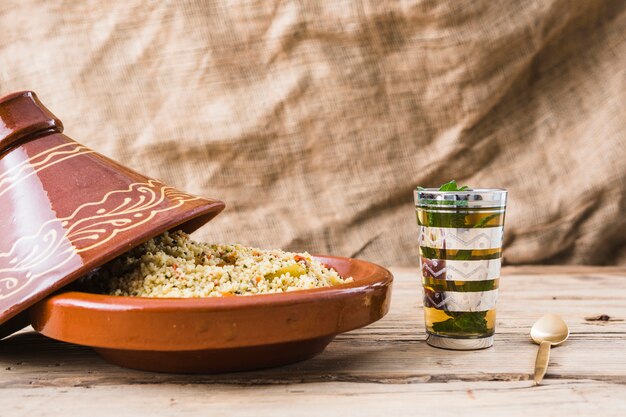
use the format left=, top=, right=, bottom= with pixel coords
left=1, top=0, right=624, bottom=266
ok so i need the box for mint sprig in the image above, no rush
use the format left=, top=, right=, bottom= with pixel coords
left=431, top=311, right=489, bottom=335
left=437, top=180, right=469, bottom=192
left=417, top=180, right=470, bottom=227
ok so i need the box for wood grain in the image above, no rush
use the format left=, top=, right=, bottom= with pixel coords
left=1, top=266, right=625, bottom=416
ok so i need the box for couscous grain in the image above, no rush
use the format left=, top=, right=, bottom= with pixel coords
left=79, top=230, right=353, bottom=297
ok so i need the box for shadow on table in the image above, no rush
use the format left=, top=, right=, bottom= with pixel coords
left=0, top=330, right=444, bottom=385
left=0, top=330, right=99, bottom=367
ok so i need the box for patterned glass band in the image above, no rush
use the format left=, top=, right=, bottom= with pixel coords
left=415, top=188, right=507, bottom=349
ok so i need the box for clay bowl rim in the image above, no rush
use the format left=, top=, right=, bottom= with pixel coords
left=30, top=256, right=393, bottom=351
left=39, top=255, right=392, bottom=312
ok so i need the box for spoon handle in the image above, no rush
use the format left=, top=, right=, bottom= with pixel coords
left=534, top=340, right=551, bottom=385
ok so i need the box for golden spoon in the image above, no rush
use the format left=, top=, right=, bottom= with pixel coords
left=530, top=314, right=569, bottom=385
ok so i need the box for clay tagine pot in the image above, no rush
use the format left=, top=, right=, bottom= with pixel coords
left=0, top=91, right=225, bottom=338
left=1, top=91, right=393, bottom=374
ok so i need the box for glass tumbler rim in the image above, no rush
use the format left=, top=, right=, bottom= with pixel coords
left=415, top=187, right=507, bottom=193
left=414, top=188, right=507, bottom=208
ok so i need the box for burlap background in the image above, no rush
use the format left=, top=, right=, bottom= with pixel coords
left=1, top=1, right=624, bottom=266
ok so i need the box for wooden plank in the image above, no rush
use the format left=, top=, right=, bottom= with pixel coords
left=0, top=266, right=624, bottom=416
left=0, top=380, right=624, bottom=417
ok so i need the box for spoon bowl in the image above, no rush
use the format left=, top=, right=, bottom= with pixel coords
left=531, top=313, right=570, bottom=345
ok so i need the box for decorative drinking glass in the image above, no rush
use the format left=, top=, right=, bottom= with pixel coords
left=415, top=188, right=507, bottom=350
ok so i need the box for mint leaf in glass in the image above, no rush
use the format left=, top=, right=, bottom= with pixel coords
left=438, top=180, right=459, bottom=191
left=417, top=181, right=472, bottom=227
left=416, top=180, right=470, bottom=193
left=431, top=311, right=489, bottom=335
left=473, top=213, right=498, bottom=228
left=437, top=180, right=470, bottom=192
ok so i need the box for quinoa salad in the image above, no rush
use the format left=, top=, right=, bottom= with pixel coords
left=78, top=230, right=353, bottom=297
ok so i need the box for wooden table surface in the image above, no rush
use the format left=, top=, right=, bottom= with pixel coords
left=1, top=266, right=625, bottom=416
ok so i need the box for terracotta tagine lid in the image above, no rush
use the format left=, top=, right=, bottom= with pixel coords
left=0, top=91, right=225, bottom=338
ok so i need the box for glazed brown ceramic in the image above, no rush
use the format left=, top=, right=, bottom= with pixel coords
left=30, top=256, right=393, bottom=374
left=0, top=91, right=225, bottom=337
